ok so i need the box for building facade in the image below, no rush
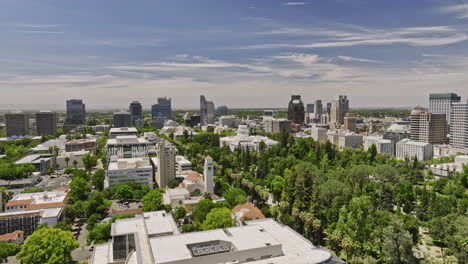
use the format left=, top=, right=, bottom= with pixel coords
left=200, top=95, right=215, bottom=125
left=264, top=119, right=292, bottom=134
left=113, top=111, right=132, bottom=128
left=66, top=99, right=86, bottom=125
left=311, top=126, right=328, bottom=143
left=129, top=101, right=143, bottom=126
left=287, top=95, right=305, bottom=124
left=5, top=112, right=29, bottom=137
left=156, top=141, right=177, bottom=188
left=330, top=95, right=349, bottom=126
left=396, top=138, right=433, bottom=160
left=106, top=136, right=149, bottom=162
left=314, top=100, right=323, bottom=116
left=204, top=156, right=214, bottom=195
left=429, top=93, right=461, bottom=125
left=152, top=97, right=172, bottom=121
left=363, top=136, right=395, bottom=156
left=107, top=157, right=154, bottom=188
left=35, top=111, right=57, bottom=136
left=410, top=107, right=448, bottom=144
left=450, top=101, right=468, bottom=154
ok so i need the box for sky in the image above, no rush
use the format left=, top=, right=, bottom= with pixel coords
left=1, top=0, right=468, bottom=110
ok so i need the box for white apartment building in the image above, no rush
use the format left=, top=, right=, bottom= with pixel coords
left=311, top=126, right=328, bottom=143
left=109, top=127, right=138, bottom=139
left=218, top=115, right=237, bottom=128
left=338, top=132, right=363, bottom=149
left=396, top=138, right=433, bottom=161
left=91, top=211, right=342, bottom=264
left=107, top=157, right=154, bottom=188
left=450, top=101, right=468, bottom=154
left=363, top=136, right=395, bottom=156
left=106, top=135, right=149, bottom=162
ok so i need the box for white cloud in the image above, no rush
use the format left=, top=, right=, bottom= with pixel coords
left=440, top=4, right=468, bottom=19
left=282, top=2, right=307, bottom=6
left=15, top=30, right=64, bottom=34
left=243, top=24, right=467, bottom=49
left=336, top=56, right=383, bottom=64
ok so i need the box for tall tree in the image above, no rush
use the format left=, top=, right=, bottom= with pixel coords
left=16, top=227, right=79, bottom=264
left=381, top=220, right=414, bottom=264
left=201, top=207, right=235, bottom=230
left=142, top=189, right=165, bottom=212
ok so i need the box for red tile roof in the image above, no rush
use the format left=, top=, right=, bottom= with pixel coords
left=5, top=199, right=34, bottom=207
left=0, top=230, right=24, bottom=242
left=185, top=171, right=203, bottom=181
left=26, top=202, right=65, bottom=210
left=232, top=202, right=265, bottom=221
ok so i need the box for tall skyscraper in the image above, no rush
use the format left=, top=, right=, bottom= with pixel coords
left=450, top=100, right=468, bottom=154
left=330, top=95, right=349, bottom=126
left=410, top=107, right=448, bottom=144
left=35, top=111, right=57, bottom=136
left=314, top=100, right=323, bottom=116
left=429, top=93, right=461, bottom=125
left=204, top=156, right=214, bottom=195
left=113, top=111, right=132, bottom=128
left=344, top=115, right=357, bottom=132
left=66, top=99, right=86, bottom=125
left=5, top=112, right=29, bottom=137
left=156, top=141, right=177, bottom=188
left=287, top=95, right=305, bottom=124
left=152, top=97, right=172, bottom=121
left=200, top=95, right=215, bottom=125
left=129, top=101, right=143, bottom=125
left=326, top=102, right=331, bottom=115
left=306, top=103, right=315, bottom=113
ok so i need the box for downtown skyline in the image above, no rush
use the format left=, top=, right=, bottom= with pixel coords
left=1, top=0, right=468, bottom=109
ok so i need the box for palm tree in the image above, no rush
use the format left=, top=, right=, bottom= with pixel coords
left=64, top=157, right=70, bottom=168
left=73, top=160, right=78, bottom=169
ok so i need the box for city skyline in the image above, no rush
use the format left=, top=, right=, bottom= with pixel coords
left=1, top=0, right=468, bottom=108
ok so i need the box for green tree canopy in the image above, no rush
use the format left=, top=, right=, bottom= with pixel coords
left=142, top=189, right=165, bottom=212
left=224, top=188, right=247, bottom=207
left=381, top=220, right=415, bottom=264
left=201, top=207, right=235, bottom=231
left=16, top=227, right=79, bottom=264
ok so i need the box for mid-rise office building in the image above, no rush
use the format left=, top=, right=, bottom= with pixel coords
left=15, top=154, right=56, bottom=175
left=311, top=126, right=328, bottom=143
left=176, top=155, right=192, bottom=173
left=450, top=101, right=468, bottom=154
left=410, top=107, right=448, bottom=144
left=5, top=111, right=29, bottom=137
left=396, top=138, right=433, bottom=160
left=152, top=97, right=172, bottom=121
left=262, top=110, right=277, bottom=122
left=429, top=93, right=461, bottom=125
left=107, top=157, right=154, bottom=188
left=264, top=118, right=292, bottom=134
left=330, top=95, right=349, bottom=126
left=106, top=135, right=149, bottom=162
left=66, top=99, right=86, bottom=125
left=287, top=95, right=305, bottom=124
left=0, top=211, right=41, bottom=236
left=109, top=127, right=138, bottom=139
left=113, top=111, right=132, bottom=128
left=338, top=132, right=363, bottom=150
left=200, top=95, right=215, bottom=125
left=306, top=103, right=315, bottom=113
left=218, top=115, right=237, bottom=128
left=129, top=101, right=143, bottom=126
left=363, top=136, right=395, bottom=156
left=344, top=115, right=357, bottom=132
left=35, top=111, right=57, bottom=136
left=156, top=141, right=177, bottom=188
left=65, top=139, right=97, bottom=153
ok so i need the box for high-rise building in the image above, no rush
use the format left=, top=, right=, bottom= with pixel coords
left=66, top=99, right=86, bottom=125
left=326, top=102, right=332, bottom=115
left=156, top=141, right=177, bottom=188
left=306, top=103, right=314, bottom=113
left=106, top=135, right=149, bottom=162
left=204, top=156, right=214, bottom=195
left=344, top=115, right=357, bottom=132
left=129, top=101, right=143, bottom=126
left=152, top=97, right=172, bottom=121
left=287, top=95, right=305, bottom=124
left=217, top=106, right=229, bottom=116
left=450, top=100, right=468, bottom=154
left=113, top=111, right=132, bottom=128
left=35, top=111, right=57, bottom=136
left=330, top=95, right=349, bottom=126
left=200, top=95, right=215, bottom=125
left=264, top=119, right=292, bottom=134
left=429, top=93, right=461, bottom=125
left=5, top=112, right=29, bottom=137
left=410, top=107, right=448, bottom=144
left=314, top=100, right=323, bottom=116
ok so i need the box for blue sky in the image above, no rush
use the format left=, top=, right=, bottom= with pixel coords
left=1, top=0, right=468, bottom=109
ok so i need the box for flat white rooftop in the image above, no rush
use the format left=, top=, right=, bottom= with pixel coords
left=110, top=127, right=138, bottom=133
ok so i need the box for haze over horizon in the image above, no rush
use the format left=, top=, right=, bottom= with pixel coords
left=1, top=0, right=468, bottom=109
